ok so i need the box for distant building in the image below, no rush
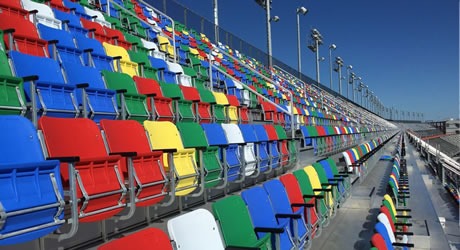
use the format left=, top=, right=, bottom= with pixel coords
left=446, top=119, right=460, bottom=134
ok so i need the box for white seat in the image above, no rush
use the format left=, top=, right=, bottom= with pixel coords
left=221, top=124, right=256, bottom=176
left=167, top=209, right=225, bottom=250
left=342, top=151, right=353, bottom=173
left=377, top=213, right=409, bottom=244
left=21, top=0, right=62, bottom=29
left=166, top=61, right=192, bottom=87
left=140, top=38, right=166, bottom=60
left=84, top=7, right=111, bottom=27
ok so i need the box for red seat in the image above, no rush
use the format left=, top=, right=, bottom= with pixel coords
left=134, top=76, right=174, bottom=121
left=46, top=0, right=70, bottom=12
left=38, top=117, right=126, bottom=222
left=0, top=14, right=48, bottom=57
left=100, top=119, right=167, bottom=207
left=263, top=124, right=278, bottom=141
left=280, top=174, right=319, bottom=237
left=98, top=228, right=173, bottom=250
left=0, top=0, right=28, bottom=18
left=370, top=233, right=388, bottom=250
left=261, top=101, right=275, bottom=122
left=80, top=18, right=131, bottom=50
left=180, top=85, right=201, bottom=102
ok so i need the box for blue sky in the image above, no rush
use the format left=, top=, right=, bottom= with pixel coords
left=160, top=0, right=458, bottom=121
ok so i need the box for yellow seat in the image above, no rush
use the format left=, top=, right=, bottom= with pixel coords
left=143, top=121, right=198, bottom=196
left=304, top=166, right=334, bottom=216
left=189, top=47, right=199, bottom=56
left=157, top=35, right=175, bottom=59
left=103, top=42, right=138, bottom=77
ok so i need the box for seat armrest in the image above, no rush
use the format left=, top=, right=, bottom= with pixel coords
left=76, top=83, right=89, bottom=88
left=275, top=213, right=302, bottom=219
left=392, top=242, right=414, bottom=248
left=157, top=148, right=177, bottom=153
left=254, top=227, right=284, bottom=234
left=109, top=152, right=137, bottom=157
left=47, top=156, right=80, bottom=163
left=22, top=75, right=39, bottom=82
left=304, top=194, right=324, bottom=199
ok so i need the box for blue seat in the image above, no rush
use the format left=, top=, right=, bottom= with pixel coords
left=9, top=51, right=78, bottom=118
left=238, top=124, right=263, bottom=174
left=201, top=123, right=241, bottom=182
left=263, top=180, right=309, bottom=249
left=252, top=124, right=270, bottom=172
left=74, top=35, right=114, bottom=71
left=300, top=126, right=312, bottom=147
left=53, top=9, right=88, bottom=36
left=38, top=24, right=118, bottom=121
left=241, top=187, right=295, bottom=250
left=100, top=0, right=122, bottom=18
left=62, top=0, right=91, bottom=19
left=149, top=57, right=177, bottom=84
left=0, top=115, right=65, bottom=245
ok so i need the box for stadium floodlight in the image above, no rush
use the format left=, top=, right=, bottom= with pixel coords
left=328, top=44, right=336, bottom=89
left=296, top=6, right=308, bottom=78
left=346, top=65, right=353, bottom=99
left=270, top=16, right=280, bottom=22
left=334, top=57, right=344, bottom=95
left=308, top=28, right=323, bottom=83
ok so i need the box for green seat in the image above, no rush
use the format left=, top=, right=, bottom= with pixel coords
left=127, top=50, right=159, bottom=80
left=312, top=163, right=339, bottom=217
left=176, top=122, right=222, bottom=188
left=327, top=158, right=351, bottom=195
left=124, top=32, right=150, bottom=55
left=0, top=31, right=26, bottom=115
left=101, top=70, right=149, bottom=122
left=293, top=169, right=329, bottom=227
left=212, top=196, right=272, bottom=250
left=159, top=82, right=195, bottom=122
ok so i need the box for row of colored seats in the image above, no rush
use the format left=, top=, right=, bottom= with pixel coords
left=0, top=115, right=297, bottom=245
left=97, top=157, right=351, bottom=250
left=341, top=136, right=387, bottom=176
left=371, top=134, right=414, bottom=250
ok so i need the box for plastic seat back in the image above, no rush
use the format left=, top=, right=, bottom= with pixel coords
left=0, top=115, right=64, bottom=245
left=103, top=42, right=138, bottom=77
left=212, top=196, right=272, bottom=250
left=10, top=51, right=77, bottom=117
left=22, top=0, right=62, bottom=29
left=176, top=122, right=222, bottom=188
left=167, top=209, right=225, bottom=250
left=143, top=121, right=198, bottom=196
left=241, top=187, right=294, bottom=249
left=38, top=117, right=126, bottom=222
left=100, top=119, right=167, bottom=206
left=98, top=228, right=173, bottom=250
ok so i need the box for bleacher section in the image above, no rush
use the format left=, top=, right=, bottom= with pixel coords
left=0, top=0, right=399, bottom=249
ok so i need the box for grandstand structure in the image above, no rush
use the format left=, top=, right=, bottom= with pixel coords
left=0, top=0, right=458, bottom=249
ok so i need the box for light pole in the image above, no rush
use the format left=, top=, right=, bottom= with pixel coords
left=334, top=56, right=344, bottom=95
left=328, top=44, right=336, bottom=89
left=213, top=0, right=219, bottom=42
left=354, top=77, right=362, bottom=103
left=255, top=0, right=279, bottom=68
left=308, top=28, right=323, bottom=83
left=296, top=6, right=308, bottom=78
left=346, top=65, right=353, bottom=99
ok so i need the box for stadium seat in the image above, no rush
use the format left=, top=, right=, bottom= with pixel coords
left=212, top=195, right=272, bottom=249
left=101, top=70, right=149, bottom=121
left=133, top=76, right=174, bottom=121
left=167, top=209, right=226, bottom=250
left=308, top=164, right=338, bottom=218
left=279, top=173, right=320, bottom=238
left=263, top=179, right=310, bottom=249
left=0, top=0, right=28, bottom=18
left=98, top=228, right=173, bottom=250
left=252, top=124, right=271, bottom=173
left=103, top=42, right=138, bottom=77
left=143, top=121, right=199, bottom=196
left=222, top=123, right=256, bottom=177
left=0, top=13, right=48, bottom=57
left=21, top=0, right=62, bottom=29
left=201, top=123, right=242, bottom=182
left=264, top=124, right=281, bottom=170
left=0, top=115, right=65, bottom=245
left=176, top=122, right=223, bottom=188
left=38, top=117, right=127, bottom=224
left=9, top=51, right=79, bottom=122
left=37, top=24, right=118, bottom=121
left=100, top=119, right=168, bottom=208
left=241, top=187, right=295, bottom=250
